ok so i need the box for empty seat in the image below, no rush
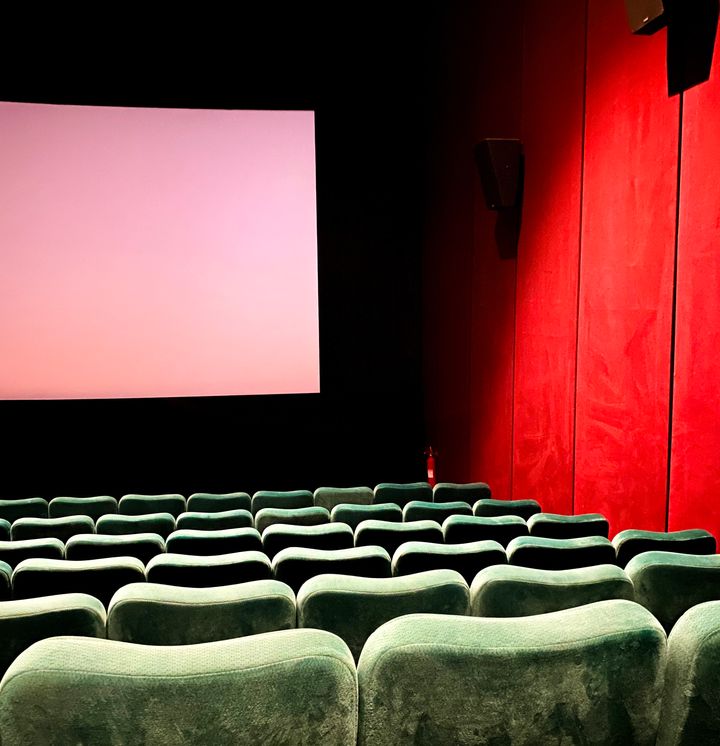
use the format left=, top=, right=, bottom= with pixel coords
left=471, top=564, right=634, bottom=617
left=314, top=486, right=374, bottom=511
left=357, top=600, right=666, bottom=745
left=402, top=500, right=472, bottom=523
left=97, top=512, right=176, bottom=539
left=373, top=482, right=432, bottom=507
left=12, top=557, right=146, bottom=607
left=108, top=580, right=296, bottom=645
left=0, top=539, right=64, bottom=570
left=0, top=630, right=357, bottom=746
left=48, top=495, right=118, bottom=520
left=0, top=498, right=47, bottom=523
left=528, top=512, right=609, bottom=539
left=613, top=528, right=716, bottom=568
left=187, top=491, right=251, bottom=513
left=392, top=540, right=506, bottom=584
left=255, top=506, right=330, bottom=534
left=298, top=569, right=469, bottom=660
left=0, top=561, right=10, bottom=601
left=507, top=535, right=617, bottom=570
left=443, top=514, right=528, bottom=546
left=166, top=528, right=262, bottom=556
left=251, top=489, right=314, bottom=514
left=262, top=523, right=354, bottom=559
left=473, top=498, right=541, bottom=520
left=331, top=503, right=403, bottom=530
left=273, top=546, right=392, bottom=593
left=146, top=551, right=272, bottom=587
left=626, top=551, right=720, bottom=633
left=66, top=533, right=165, bottom=565
left=0, top=519, right=9, bottom=541
left=176, top=509, right=253, bottom=531
left=0, top=594, right=105, bottom=678
left=433, top=481, right=491, bottom=504
left=118, top=493, right=186, bottom=518
left=11, top=516, right=94, bottom=543
left=354, top=519, right=443, bottom=557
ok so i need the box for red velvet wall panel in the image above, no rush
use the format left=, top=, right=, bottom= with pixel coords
left=574, top=0, right=678, bottom=534
left=511, top=0, right=586, bottom=512
left=669, top=34, right=720, bottom=537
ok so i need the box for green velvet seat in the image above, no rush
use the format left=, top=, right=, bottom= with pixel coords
left=273, top=546, right=392, bottom=593
left=656, top=601, right=720, bottom=745
left=473, top=498, right=541, bottom=520
left=0, top=630, right=358, bottom=746
left=528, top=512, right=610, bottom=539
left=354, top=519, right=443, bottom=557
left=176, top=509, right=253, bottom=531
left=443, top=514, right=529, bottom=546
left=0, top=519, right=9, bottom=542
left=12, top=557, right=146, bottom=607
left=297, top=569, right=469, bottom=661
left=507, top=535, right=617, bottom=570
left=255, top=506, right=330, bottom=534
left=0, top=498, right=48, bottom=523
left=118, top=493, right=186, bottom=518
left=625, top=551, right=720, bottom=633
left=392, top=540, right=506, bottom=584
left=471, top=563, right=634, bottom=617
left=0, top=561, right=11, bottom=600
left=251, top=489, right=314, bottom=514
left=166, top=527, right=262, bottom=556
left=108, top=579, right=296, bottom=645
left=403, top=500, right=472, bottom=523
left=0, top=539, right=64, bottom=570
left=314, top=486, right=374, bottom=511
left=48, top=495, right=118, bottom=520
left=11, top=515, right=95, bottom=543
left=433, top=481, right=491, bottom=505
left=357, top=600, right=666, bottom=746
left=146, top=550, right=272, bottom=587
left=96, top=512, right=176, bottom=539
left=331, top=502, right=403, bottom=530
left=65, top=532, right=165, bottom=565
left=373, top=482, right=432, bottom=508
left=0, top=593, right=105, bottom=678
left=262, top=523, right=354, bottom=559
left=613, top=528, right=716, bottom=568
left=187, top=491, right=252, bottom=513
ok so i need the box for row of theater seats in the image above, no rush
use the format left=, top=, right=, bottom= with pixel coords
left=0, top=596, right=718, bottom=743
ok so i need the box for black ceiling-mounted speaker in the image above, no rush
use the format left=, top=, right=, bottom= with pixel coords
left=474, top=139, right=522, bottom=211
left=626, top=0, right=667, bottom=34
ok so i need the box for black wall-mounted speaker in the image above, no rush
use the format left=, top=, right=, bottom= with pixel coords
left=474, top=139, right=522, bottom=211
left=626, top=0, right=667, bottom=34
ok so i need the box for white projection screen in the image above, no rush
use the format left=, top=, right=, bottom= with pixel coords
left=0, top=102, right=319, bottom=399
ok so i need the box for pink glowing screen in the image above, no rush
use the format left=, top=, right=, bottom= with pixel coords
left=0, top=103, right=319, bottom=399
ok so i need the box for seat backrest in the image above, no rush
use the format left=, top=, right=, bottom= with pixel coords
left=507, top=535, right=617, bottom=571
left=165, top=527, right=262, bottom=556
left=442, top=514, right=528, bottom=546
left=48, top=496, right=118, bottom=520
left=432, top=482, right=491, bottom=505
left=96, top=512, right=176, bottom=539
left=354, top=520, right=443, bottom=557
left=331, top=503, right=402, bottom=530
left=254, top=506, right=330, bottom=534
left=65, top=533, right=165, bottom=565
left=146, top=551, right=272, bottom=588
left=0, top=539, right=65, bottom=570
left=176, top=509, right=253, bottom=531
left=11, top=516, right=95, bottom=543
left=118, top=494, right=186, bottom=518
left=187, top=492, right=251, bottom=513
left=528, top=512, right=609, bottom=540
left=314, top=487, right=374, bottom=511
left=251, top=490, right=314, bottom=515
left=262, top=523, right=354, bottom=559
left=0, top=499, right=48, bottom=523
left=613, top=528, right=716, bottom=568
left=402, top=500, right=472, bottom=523
left=473, top=498, right=541, bottom=520
left=373, top=483, right=432, bottom=508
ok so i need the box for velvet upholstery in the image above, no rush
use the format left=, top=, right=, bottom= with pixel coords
left=176, top=509, right=253, bottom=531
left=96, top=512, right=176, bottom=540
left=471, top=564, right=634, bottom=617
left=433, top=481, right=492, bottom=504
left=357, top=600, right=667, bottom=745
left=403, top=500, right=472, bottom=523
left=392, top=540, right=507, bottom=584
left=187, top=492, right=251, bottom=513
left=0, top=539, right=64, bottom=570
left=0, top=498, right=48, bottom=523
left=613, top=528, right=716, bottom=568
left=0, top=561, right=11, bottom=600
left=251, top=489, right=314, bottom=514
left=0, top=630, right=358, bottom=746
left=314, top=486, right=374, bottom=511
left=298, top=569, right=469, bottom=660
left=11, top=515, right=95, bottom=543
left=165, top=527, right=262, bottom=555
left=262, top=523, right=354, bottom=559
left=373, top=482, right=432, bottom=507
left=48, top=496, right=118, bottom=520
left=508, top=535, right=617, bottom=570
left=0, top=593, right=105, bottom=678
left=255, top=506, right=330, bottom=534
left=473, top=498, right=542, bottom=520
left=0, top=519, right=9, bottom=542
left=354, top=519, right=443, bottom=557
left=331, top=502, right=403, bottom=529
left=118, top=493, right=186, bottom=518
left=528, top=512, right=610, bottom=539
left=443, top=514, right=529, bottom=546
left=146, top=550, right=272, bottom=587
left=626, top=551, right=720, bottom=633
left=273, top=546, right=392, bottom=593
left=107, top=579, right=296, bottom=644
left=65, top=532, right=165, bottom=565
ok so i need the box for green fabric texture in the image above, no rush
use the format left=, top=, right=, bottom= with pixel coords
left=332, top=503, right=403, bottom=529
left=354, top=519, right=444, bottom=557
left=0, top=560, right=11, bottom=600
left=0, top=519, right=10, bottom=541
left=165, top=527, right=262, bottom=556
left=471, top=564, right=634, bottom=617
left=314, top=487, right=374, bottom=511
left=262, top=523, right=354, bottom=559
left=96, top=512, right=176, bottom=539
left=373, top=483, right=432, bottom=508
left=0, top=629, right=358, bottom=746
left=251, top=490, right=314, bottom=514
left=625, top=551, right=720, bottom=633
left=11, top=515, right=95, bottom=543
left=508, top=535, right=617, bottom=570
left=176, top=509, right=253, bottom=531
left=146, top=550, right=272, bottom=588
left=528, top=512, right=609, bottom=540
left=656, top=601, right=720, bottom=745
left=255, top=506, right=330, bottom=534
left=392, top=540, right=507, bottom=585
left=433, top=482, right=491, bottom=505
left=613, top=528, right=716, bottom=568
left=0, top=593, right=105, bottom=678
left=108, top=579, right=296, bottom=645
left=0, top=539, right=65, bottom=570
left=403, top=500, right=473, bottom=523
left=0, top=498, right=48, bottom=523
left=473, top=498, right=541, bottom=520
left=187, top=492, right=251, bottom=513
left=65, top=532, right=165, bottom=565
left=443, top=514, right=529, bottom=546
left=12, top=557, right=146, bottom=607
left=357, top=600, right=667, bottom=746
left=273, top=546, right=392, bottom=593
left=298, top=569, right=469, bottom=661
left=118, top=494, right=186, bottom=518
left=48, top=496, right=118, bottom=520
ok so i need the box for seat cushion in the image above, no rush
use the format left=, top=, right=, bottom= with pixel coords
left=176, top=509, right=253, bottom=531
left=11, top=516, right=95, bottom=543
left=262, top=523, right=354, bottom=559
left=165, top=528, right=262, bottom=556
left=146, top=551, right=272, bottom=588
left=507, top=535, right=617, bottom=570
left=442, top=514, right=528, bottom=546
left=433, top=482, right=491, bottom=505
left=65, top=533, right=165, bottom=565
left=118, top=494, right=186, bottom=518
left=48, top=496, right=118, bottom=520
left=402, top=500, right=472, bottom=523
left=254, top=506, right=330, bottom=534
left=187, top=492, right=251, bottom=513
left=96, top=512, right=176, bottom=540
left=613, top=528, right=716, bottom=568
left=473, top=498, right=541, bottom=520
left=373, top=482, right=432, bottom=508
left=528, top=512, right=609, bottom=539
